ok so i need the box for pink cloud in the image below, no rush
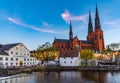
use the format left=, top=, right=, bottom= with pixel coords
left=7, top=17, right=64, bottom=34
left=61, top=10, right=88, bottom=23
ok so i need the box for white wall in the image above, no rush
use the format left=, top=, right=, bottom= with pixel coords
left=60, top=57, right=80, bottom=66
left=0, top=43, right=37, bottom=67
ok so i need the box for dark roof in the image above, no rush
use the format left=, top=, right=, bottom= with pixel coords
left=60, top=50, right=79, bottom=57
left=1, top=43, right=20, bottom=50
left=54, top=39, right=69, bottom=43
left=0, top=50, right=8, bottom=55
left=0, top=43, right=20, bottom=55
left=81, top=40, right=93, bottom=44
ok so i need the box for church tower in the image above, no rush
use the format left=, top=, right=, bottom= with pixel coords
left=93, top=4, right=105, bottom=52
left=69, top=20, right=73, bottom=40
left=87, top=10, right=93, bottom=41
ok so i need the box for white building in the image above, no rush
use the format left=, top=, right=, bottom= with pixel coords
left=0, top=43, right=37, bottom=67
left=59, top=51, right=80, bottom=66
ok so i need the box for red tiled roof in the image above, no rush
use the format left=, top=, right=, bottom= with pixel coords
left=60, top=50, right=79, bottom=58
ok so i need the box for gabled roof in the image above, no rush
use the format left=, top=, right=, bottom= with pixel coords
left=54, top=39, right=69, bottom=43
left=0, top=43, right=20, bottom=55
left=0, top=50, right=8, bottom=55
left=81, top=40, right=93, bottom=44
left=60, top=50, right=79, bottom=58
left=1, top=43, right=20, bottom=50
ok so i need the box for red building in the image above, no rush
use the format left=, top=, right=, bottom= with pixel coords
left=53, top=5, right=104, bottom=53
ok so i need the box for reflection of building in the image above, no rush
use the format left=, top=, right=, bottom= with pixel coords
left=53, top=5, right=104, bottom=54
left=0, top=43, right=37, bottom=67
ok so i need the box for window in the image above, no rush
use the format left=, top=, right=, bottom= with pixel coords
left=5, top=63, right=8, bottom=65
left=71, top=61, right=72, bottom=63
left=27, top=59, right=29, bottom=61
left=11, top=63, right=13, bottom=65
left=24, top=59, right=26, bottom=61
left=11, top=51, right=13, bottom=54
left=16, top=52, right=18, bottom=55
left=27, top=54, right=29, bottom=56
left=0, top=57, right=3, bottom=61
left=64, top=57, right=66, bottom=59
left=30, top=59, right=32, bottom=61
left=16, top=58, right=18, bottom=61
left=64, top=61, right=66, bottom=64
left=71, top=57, right=73, bottom=59
left=5, top=57, right=8, bottom=61
left=16, top=63, right=18, bottom=65
left=11, top=58, right=13, bottom=61
left=16, top=47, right=18, bottom=50
left=24, top=63, right=26, bottom=64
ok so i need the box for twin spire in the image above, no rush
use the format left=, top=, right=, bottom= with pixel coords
left=69, top=20, right=73, bottom=40
left=88, top=4, right=101, bottom=33
left=69, top=4, right=101, bottom=40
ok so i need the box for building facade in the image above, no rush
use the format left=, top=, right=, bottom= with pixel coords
left=0, top=43, right=37, bottom=67
left=53, top=5, right=104, bottom=53
left=59, top=50, right=80, bottom=66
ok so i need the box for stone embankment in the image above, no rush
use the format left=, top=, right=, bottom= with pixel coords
left=0, top=66, right=120, bottom=76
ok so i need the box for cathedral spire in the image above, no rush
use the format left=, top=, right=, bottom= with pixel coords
left=88, top=10, right=93, bottom=33
left=69, top=20, right=73, bottom=40
left=95, top=3, right=101, bottom=31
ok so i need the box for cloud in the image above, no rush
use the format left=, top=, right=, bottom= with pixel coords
left=7, top=17, right=64, bottom=34
left=61, top=10, right=88, bottom=23
left=104, top=19, right=120, bottom=26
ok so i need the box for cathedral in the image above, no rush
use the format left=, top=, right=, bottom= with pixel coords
left=53, top=5, right=105, bottom=53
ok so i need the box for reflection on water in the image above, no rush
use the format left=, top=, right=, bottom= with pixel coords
left=0, top=71, right=120, bottom=83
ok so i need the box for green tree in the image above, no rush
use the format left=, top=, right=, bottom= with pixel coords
left=101, top=47, right=112, bottom=54
left=80, top=49, right=94, bottom=67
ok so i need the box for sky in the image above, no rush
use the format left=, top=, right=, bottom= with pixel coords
left=0, top=0, right=120, bottom=50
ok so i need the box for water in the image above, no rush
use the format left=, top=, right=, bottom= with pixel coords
left=0, top=71, right=120, bottom=83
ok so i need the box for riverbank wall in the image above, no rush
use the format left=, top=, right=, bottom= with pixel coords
left=1, top=66, right=120, bottom=76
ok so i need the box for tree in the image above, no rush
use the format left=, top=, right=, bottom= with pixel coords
left=101, top=47, right=112, bottom=54
left=35, top=42, right=58, bottom=64
left=80, top=49, right=94, bottom=66
left=107, top=43, right=120, bottom=51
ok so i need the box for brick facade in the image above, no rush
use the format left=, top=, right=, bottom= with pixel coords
left=53, top=5, right=104, bottom=53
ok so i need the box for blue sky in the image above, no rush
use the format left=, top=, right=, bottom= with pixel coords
left=0, top=0, right=120, bottom=50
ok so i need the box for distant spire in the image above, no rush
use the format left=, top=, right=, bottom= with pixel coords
left=95, top=3, right=101, bottom=30
left=88, top=10, right=93, bottom=33
left=69, top=20, right=73, bottom=40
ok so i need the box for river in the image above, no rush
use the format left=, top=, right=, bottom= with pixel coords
left=0, top=71, right=120, bottom=83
